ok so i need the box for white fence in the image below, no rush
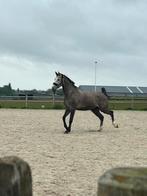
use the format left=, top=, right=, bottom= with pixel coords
left=0, top=95, right=147, bottom=110
left=0, top=95, right=64, bottom=108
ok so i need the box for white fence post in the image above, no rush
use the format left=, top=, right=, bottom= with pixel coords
left=52, top=93, right=55, bottom=105
left=25, top=94, right=28, bottom=108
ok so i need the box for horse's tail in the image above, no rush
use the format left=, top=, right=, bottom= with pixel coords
left=101, top=87, right=109, bottom=99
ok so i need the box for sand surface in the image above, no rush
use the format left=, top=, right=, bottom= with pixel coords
left=0, top=109, right=147, bottom=196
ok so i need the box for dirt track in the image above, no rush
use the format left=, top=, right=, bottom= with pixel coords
left=0, top=109, right=147, bottom=196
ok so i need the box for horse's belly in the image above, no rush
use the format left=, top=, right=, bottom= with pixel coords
left=76, top=107, right=91, bottom=111
left=76, top=102, right=97, bottom=110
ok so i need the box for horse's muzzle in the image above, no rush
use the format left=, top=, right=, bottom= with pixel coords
left=53, top=82, right=58, bottom=86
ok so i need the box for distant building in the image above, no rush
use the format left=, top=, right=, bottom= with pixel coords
left=79, top=85, right=147, bottom=97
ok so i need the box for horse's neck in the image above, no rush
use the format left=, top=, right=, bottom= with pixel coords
left=62, top=80, right=78, bottom=97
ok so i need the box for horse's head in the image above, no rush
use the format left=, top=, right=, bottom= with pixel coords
left=52, top=72, right=63, bottom=93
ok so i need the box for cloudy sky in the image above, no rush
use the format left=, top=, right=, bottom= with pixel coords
left=0, top=0, right=147, bottom=90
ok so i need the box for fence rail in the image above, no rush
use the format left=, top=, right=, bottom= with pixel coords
left=0, top=95, right=63, bottom=100
left=0, top=95, right=147, bottom=110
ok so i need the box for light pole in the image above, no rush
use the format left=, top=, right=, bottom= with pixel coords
left=94, top=61, right=98, bottom=92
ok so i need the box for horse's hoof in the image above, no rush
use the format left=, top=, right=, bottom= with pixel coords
left=113, top=122, right=119, bottom=128
left=98, top=127, right=102, bottom=132
left=64, top=131, right=69, bottom=134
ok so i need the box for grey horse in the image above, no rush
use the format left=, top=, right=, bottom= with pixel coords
left=52, top=72, right=118, bottom=134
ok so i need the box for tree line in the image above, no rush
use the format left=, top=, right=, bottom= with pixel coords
left=0, top=83, right=14, bottom=96
left=0, top=83, right=63, bottom=97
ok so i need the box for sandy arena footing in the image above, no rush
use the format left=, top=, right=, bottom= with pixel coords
left=0, top=109, right=147, bottom=196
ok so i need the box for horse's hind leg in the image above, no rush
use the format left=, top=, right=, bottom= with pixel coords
left=62, top=109, right=70, bottom=133
left=102, top=110, right=118, bottom=128
left=91, top=108, right=104, bottom=131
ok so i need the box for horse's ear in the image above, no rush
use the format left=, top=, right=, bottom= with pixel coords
left=55, top=72, right=58, bottom=76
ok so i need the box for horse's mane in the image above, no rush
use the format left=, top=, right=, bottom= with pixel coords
left=63, top=74, right=76, bottom=87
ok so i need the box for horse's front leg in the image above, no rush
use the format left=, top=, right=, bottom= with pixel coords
left=62, top=109, right=70, bottom=133
left=68, top=110, right=75, bottom=133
